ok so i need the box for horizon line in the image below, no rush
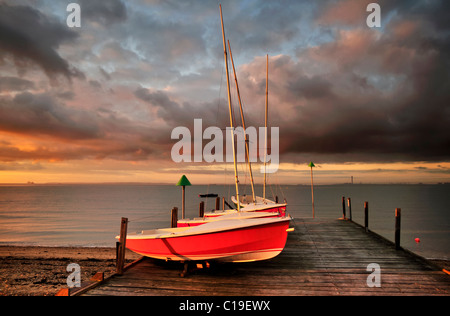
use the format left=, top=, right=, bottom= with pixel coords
left=1, top=181, right=449, bottom=186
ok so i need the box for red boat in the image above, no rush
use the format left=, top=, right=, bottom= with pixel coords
left=122, top=216, right=293, bottom=262
left=231, top=195, right=286, bottom=215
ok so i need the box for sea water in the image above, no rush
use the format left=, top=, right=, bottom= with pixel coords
left=0, top=183, right=448, bottom=260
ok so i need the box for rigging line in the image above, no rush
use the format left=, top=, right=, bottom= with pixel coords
left=269, top=179, right=277, bottom=202
left=126, top=214, right=158, bottom=223
left=204, top=182, right=210, bottom=211
left=232, top=65, right=252, bottom=129
left=207, top=57, right=226, bottom=210
left=275, top=172, right=286, bottom=200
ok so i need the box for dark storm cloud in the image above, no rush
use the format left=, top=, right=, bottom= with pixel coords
left=124, top=9, right=207, bottom=68
left=0, top=76, right=35, bottom=91
left=234, top=0, right=450, bottom=163
left=134, top=87, right=229, bottom=128
left=0, top=92, right=100, bottom=140
left=301, top=5, right=449, bottom=162
left=0, top=90, right=171, bottom=162
left=0, top=3, right=82, bottom=80
left=79, top=0, right=127, bottom=26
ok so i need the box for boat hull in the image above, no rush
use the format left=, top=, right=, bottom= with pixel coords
left=125, top=217, right=291, bottom=262
left=230, top=195, right=287, bottom=215
left=203, top=204, right=286, bottom=219
left=177, top=211, right=280, bottom=227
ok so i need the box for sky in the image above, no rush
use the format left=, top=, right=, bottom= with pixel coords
left=0, top=0, right=449, bottom=185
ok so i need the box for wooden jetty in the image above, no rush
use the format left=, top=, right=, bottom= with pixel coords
left=78, top=218, right=449, bottom=296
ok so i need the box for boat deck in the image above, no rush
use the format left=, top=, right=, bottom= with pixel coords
left=80, top=218, right=449, bottom=296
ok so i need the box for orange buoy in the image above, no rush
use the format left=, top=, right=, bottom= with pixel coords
left=415, top=237, right=420, bottom=243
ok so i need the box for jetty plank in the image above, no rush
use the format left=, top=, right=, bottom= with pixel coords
left=81, top=218, right=450, bottom=296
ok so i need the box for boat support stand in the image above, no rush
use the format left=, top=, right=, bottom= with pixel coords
left=180, top=261, right=211, bottom=277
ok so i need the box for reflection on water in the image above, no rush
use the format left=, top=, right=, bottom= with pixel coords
left=0, top=183, right=449, bottom=259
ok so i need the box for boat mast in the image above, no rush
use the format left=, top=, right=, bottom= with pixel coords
left=228, top=40, right=256, bottom=203
left=263, top=54, right=268, bottom=201
left=219, top=4, right=240, bottom=211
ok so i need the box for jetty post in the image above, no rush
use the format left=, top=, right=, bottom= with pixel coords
left=342, top=196, right=346, bottom=219
left=215, top=197, right=220, bottom=210
left=395, top=208, right=401, bottom=250
left=171, top=207, right=178, bottom=228
left=364, top=201, right=369, bottom=232
left=116, top=217, right=128, bottom=275
left=347, top=197, right=352, bottom=221
left=199, top=201, right=204, bottom=217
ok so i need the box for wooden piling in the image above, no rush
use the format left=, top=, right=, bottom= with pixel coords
left=347, top=197, right=352, bottom=221
left=115, top=241, right=119, bottom=264
left=171, top=207, right=178, bottom=228
left=116, top=217, right=128, bottom=275
left=341, top=196, right=346, bottom=219
left=395, top=208, right=401, bottom=250
left=215, top=197, right=220, bottom=210
left=199, top=201, right=204, bottom=217
left=222, top=197, right=225, bottom=210
left=364, top=201, right=369, bottom=232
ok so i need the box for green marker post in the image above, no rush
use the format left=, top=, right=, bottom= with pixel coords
left=176, top=175, right=191, bottom=219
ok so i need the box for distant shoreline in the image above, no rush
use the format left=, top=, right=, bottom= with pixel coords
left=1, top=182, right=449, bottom=186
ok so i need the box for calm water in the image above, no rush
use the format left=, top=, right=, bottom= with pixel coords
left=0, top=183, right=448, bottom=260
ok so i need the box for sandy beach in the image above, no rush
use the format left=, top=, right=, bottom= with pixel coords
left=0, top=246, right=141, bottom=296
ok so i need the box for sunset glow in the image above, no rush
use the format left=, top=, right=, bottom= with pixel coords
left=1, top=0, right=449, bottom=185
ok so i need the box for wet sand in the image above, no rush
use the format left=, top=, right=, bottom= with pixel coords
left=0, top=246, right=141, bottom=296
